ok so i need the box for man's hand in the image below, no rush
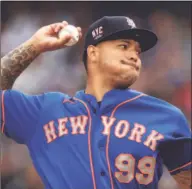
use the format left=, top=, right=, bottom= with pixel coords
left=30, top=21, right=82, bottom=53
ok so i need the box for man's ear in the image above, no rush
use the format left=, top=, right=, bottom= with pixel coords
left=87, top=45, right=98, bottom=63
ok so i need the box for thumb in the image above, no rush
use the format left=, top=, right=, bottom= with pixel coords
left=57, top=33, right=72, bottom=46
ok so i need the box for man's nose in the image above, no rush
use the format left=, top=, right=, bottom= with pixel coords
left=126, top=51, right=138, bottom=62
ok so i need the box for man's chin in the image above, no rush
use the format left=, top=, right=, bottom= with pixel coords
left=115, top=76, right=138, bottom=89
left=114, top=81, right=135, bottom=90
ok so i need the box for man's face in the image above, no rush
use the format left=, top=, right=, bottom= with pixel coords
left=95, top=39, right=142, bottom=88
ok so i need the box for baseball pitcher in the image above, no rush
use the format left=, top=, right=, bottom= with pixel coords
left=1, top=16, right=191, bottom=189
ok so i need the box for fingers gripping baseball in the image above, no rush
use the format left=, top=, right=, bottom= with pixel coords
left=30, top=21, right=82, bottom=53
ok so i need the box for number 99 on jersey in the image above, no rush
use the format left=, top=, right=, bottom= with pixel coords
left=115, top=153, right=156, bottom=185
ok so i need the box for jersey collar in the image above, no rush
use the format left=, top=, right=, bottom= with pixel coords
left=74, top=88, right=144, bottom=112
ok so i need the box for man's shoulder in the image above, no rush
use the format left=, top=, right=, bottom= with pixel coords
left=131, top=89, right=183, bottom=117
left=43, top=91, right=70, bottom=97
left=42, top=91, right=71, bottom=104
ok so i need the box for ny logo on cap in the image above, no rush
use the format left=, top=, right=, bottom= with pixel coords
left=92, top=26, right=103, bottom=40
left=126, top=17, right=136, bottom=28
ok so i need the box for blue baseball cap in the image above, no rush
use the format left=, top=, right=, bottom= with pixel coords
left=83, top=16, right=158, bottom=64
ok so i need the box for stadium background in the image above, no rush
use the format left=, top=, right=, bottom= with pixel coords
left=1, top=1, right=191, bottom=189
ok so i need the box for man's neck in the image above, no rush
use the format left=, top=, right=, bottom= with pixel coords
left=85, top=76, right=113, bottom=102
left=85, top=85, right=113, bottom=102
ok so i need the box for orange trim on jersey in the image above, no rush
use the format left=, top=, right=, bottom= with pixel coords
left=106, top=129, right=114, bottom=189
left=169, top=161, right=192, bottom=173
left=74, top=97, right=97, bottom=189
left=106, top=93, right=145, bottom=189
left=1, top=90, right=6, bottom=133
left=63, top=99, right=75, bottom=104
left=111, top=93, right=146, bottom=117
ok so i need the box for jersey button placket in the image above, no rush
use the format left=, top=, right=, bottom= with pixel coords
left=100, top=171, right=105, bottom=176
left=99, top=146, right=104, bottom=151
left=93, top=108, right=97, bottom=114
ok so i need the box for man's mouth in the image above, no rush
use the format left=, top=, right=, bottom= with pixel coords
left=121, top=60, right=139, bottom=70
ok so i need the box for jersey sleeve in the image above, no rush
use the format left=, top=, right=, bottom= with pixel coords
left=159, top=109, right=191, bottom=175
left=1, top=90, right=45, bottom=144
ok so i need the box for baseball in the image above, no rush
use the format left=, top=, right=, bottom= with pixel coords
left=58, top=25, right=79, bottom=46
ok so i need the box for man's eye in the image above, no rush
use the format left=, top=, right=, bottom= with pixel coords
left=119, top=44, right=128, bottom=49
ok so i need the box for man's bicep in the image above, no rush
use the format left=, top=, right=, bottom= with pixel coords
left=1, top=90, right=44, bottom=144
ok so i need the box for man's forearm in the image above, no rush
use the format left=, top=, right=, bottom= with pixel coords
left=173, top=170, right=191, bottom=189
left=1, top=40, right=40, bottom=90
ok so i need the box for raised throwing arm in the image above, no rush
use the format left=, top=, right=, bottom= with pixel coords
left=1, top=21, right=82, bottom=90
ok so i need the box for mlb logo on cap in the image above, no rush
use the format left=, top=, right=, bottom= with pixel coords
left=125, top=17, right=136, bottom=28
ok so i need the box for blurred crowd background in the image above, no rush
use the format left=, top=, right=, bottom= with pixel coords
left=1, top=1, right=191, bottom=189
